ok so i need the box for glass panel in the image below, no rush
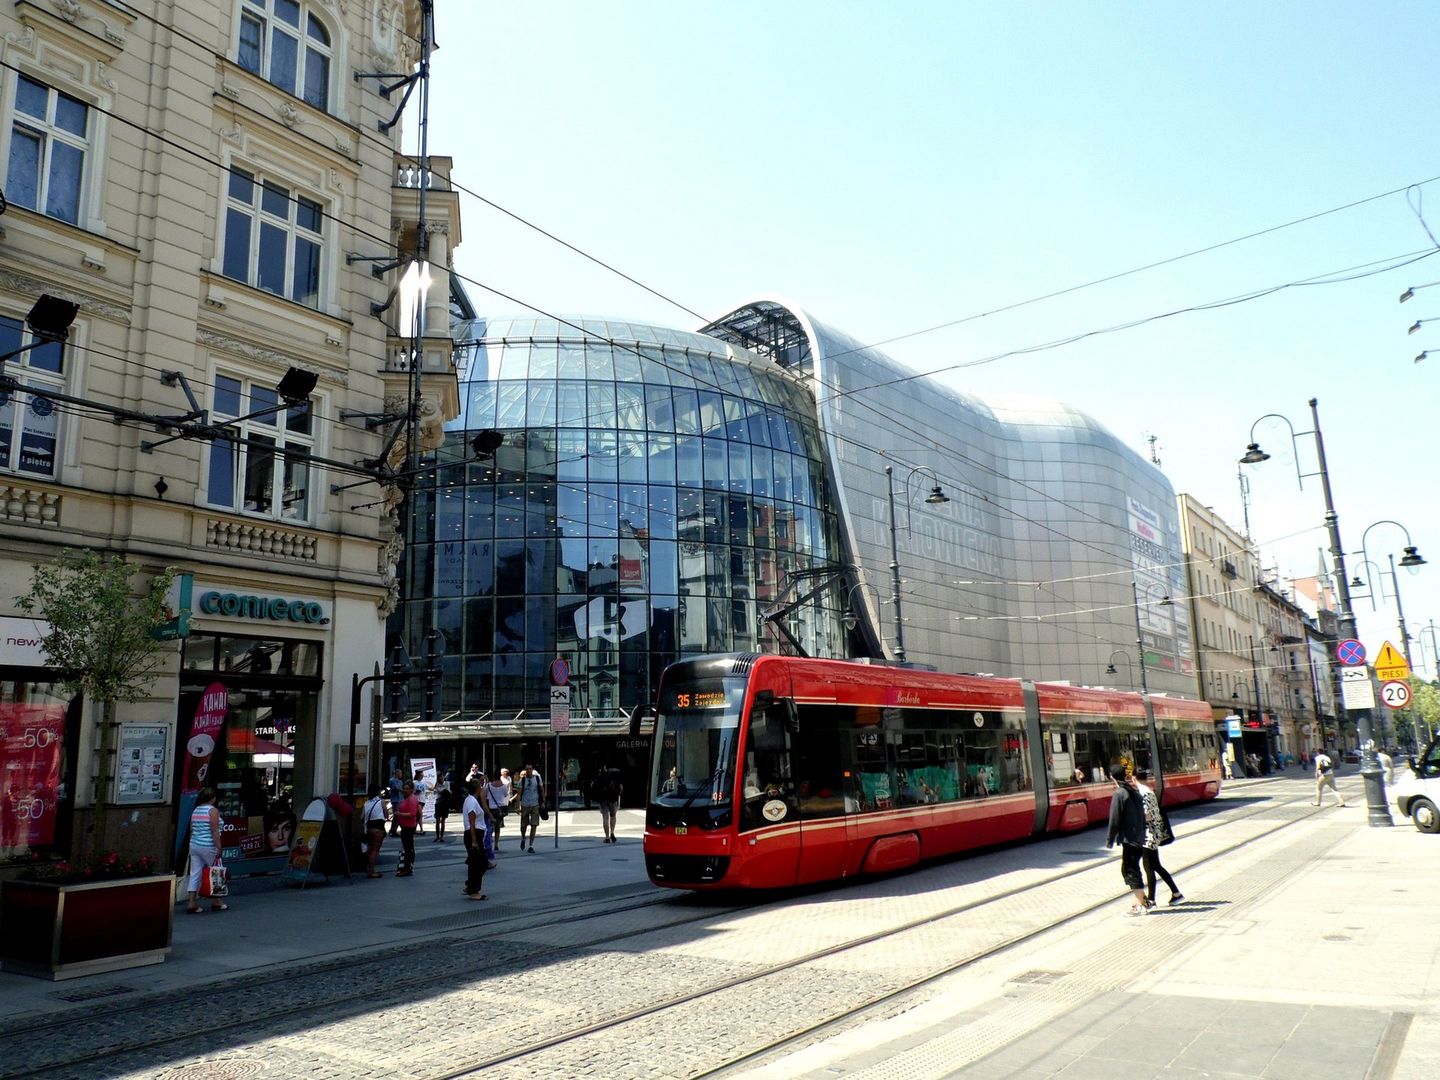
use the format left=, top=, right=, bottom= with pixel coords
left=18, top=390, right=58, bottom=475
left=556, top=381, right=586, bottom=426
left=494, top=485, right=526, bottom=538
left=285, top=400, right=312, bottom=436
left=496, top=545, right=527, bottom=597
left=248, top=384, right=279, bottom=426
left=617, top=432, right=646, bottom=482
left=269, top=27, right=298, bottom=93
left=528, top=345, right=558, bottom=378
left=238, top=13, right=263, bottom=72
left=280, top=453, right=308, bottom=519
left=307, top=13, right=330, bottom=45
left=585, top=344, right=614, bottom=381
left=242, top=434, right=276, bottom=513
left=27, top=337, right=63, bottom=375
left=53, top=92, right=87, bottom=137
left=525, top=381, right=557, bottom=427
left=612, top=346, right=642, bottom=382
left=206, top=440, right=236, bottom=506
left=727, top=441, right=751, bottom=495
left=465, top=541, right=494, bottom=595
left=648, top=485, right=676, bottom=540
left=588, top=382, right=616, bottom=428
left=222, top=208, right=252, bottom=283
left=291, top=237, right=319, bottom=305
left=495, top=381, right=527, bottom=426
left=675, top=435, right=701, bottom=485
left=6, top=128, right=41, bottom=210
left=15, top=76, right=47, bottom=118
left=275, top=0, right=301, bottom=27
left=587, top=483, right=618, bottom=537
left=228, top=168, right=255, bottom=203
left=587, top=429, right=617, bottom=481
left=261, top=181, right=289, bottom=218
left=615, top=384, right=646, bottom=430
left=466, top=380, right=497, bottom=429
left=673, top=388, right=700, bottom=435
left=555, top=343, right=586, bottom=378
left=257, top=221, right=287, bottom=294
left=295, top=196, right=321, bottom=233
left=702, top=437, right=726, bottom=486
left=646, top=385, right=674, bottom=431
left=214, top=375, right=243, bottom=417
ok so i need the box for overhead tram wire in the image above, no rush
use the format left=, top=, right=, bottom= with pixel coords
left=16, top=39, right=1428, bottom=534
left=24, top=45, right=1425, bottom=562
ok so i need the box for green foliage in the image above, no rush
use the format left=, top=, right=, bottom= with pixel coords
left=1413, top=677, right=1440, bottom=742
left=16, top=550, right=175, bottom=705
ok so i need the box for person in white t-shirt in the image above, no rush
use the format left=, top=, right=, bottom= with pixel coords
left=1314, top=752, right=1345, bottom=807
left=461, top=777, right=488, bottom=900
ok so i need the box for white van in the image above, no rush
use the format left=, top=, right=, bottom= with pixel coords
left=1391, top=735, right=1440, bottom=833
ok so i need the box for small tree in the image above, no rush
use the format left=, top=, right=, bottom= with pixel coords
left=17, top=551, right=175, bottom=860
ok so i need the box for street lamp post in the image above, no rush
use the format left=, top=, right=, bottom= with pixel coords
left=1241, top=398, right=1392, bottom=825
left=1357, top=522, right=1427, bottom=751
left=883, top=464, right=950, bottom=664
left=1129, top=580, right=1172, bottom=696
left=1105, top=650, right=1135, bottom=689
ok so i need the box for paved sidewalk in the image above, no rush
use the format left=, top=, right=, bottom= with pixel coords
left=0, top=807, right=654, bottom=1017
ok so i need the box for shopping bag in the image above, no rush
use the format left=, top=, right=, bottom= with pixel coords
left=200, top=860, right=229, bottom=898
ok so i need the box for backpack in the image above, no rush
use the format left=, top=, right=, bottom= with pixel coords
left=592, top=770, right=619, bottom=802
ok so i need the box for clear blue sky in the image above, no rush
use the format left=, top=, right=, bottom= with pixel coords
left=428, top=1, right=1440, bottom=673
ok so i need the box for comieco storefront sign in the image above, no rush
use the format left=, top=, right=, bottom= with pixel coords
left=198, top=591, right=329, bottom=625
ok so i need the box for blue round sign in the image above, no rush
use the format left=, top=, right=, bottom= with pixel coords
left=1337, top=639, right=1366, bottom=666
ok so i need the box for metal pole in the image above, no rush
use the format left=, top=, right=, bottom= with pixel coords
left=1248, top=637, right=1269, bottom=769
left=885, top=465, right=907, bottom=663
left=553, top=732, right=560, bottom=849
left=1130, top=579, right=1150, bottom=695
left=1387, top=553, right=1414, bottom=750
left=1309, top=397, right=1392, bottom=825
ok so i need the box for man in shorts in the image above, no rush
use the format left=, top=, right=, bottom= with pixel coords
left=1314, top=751, right=1345, bottom=807
left=516, top=762, right=546, bottom=853
left=591, top=761, right=622, bottom=843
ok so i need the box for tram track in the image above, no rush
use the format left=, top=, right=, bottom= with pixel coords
left=2, top=787, right=1311, bottom=1080
left=424, top=789, right=1321, bottom=1080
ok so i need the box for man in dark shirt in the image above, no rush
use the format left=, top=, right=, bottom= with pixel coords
left=1105, top=763, right=1149, bottom=916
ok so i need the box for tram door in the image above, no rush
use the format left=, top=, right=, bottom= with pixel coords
left=738, top=686, right=800, bottom=885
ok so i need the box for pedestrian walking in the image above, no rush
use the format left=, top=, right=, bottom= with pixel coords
left=433, top=779, right=453, bottom=843
left=483, top=771, right=512, bottom=852
left=387, top=767, right=404, bottom=836
left=1313, top=751, right=1345, bottom=807
left=499, top=767, right=513, bottom=805
left=1104, top=764, right=1150, bottom=917
left=461, top=777, right=488, bottom=900
left=393, top=781, right=419, bottom=875
left=362, top=783, right=388, bottom=877
left=590, top=761, right=622, bottom=843
left=1134, top=769, right=1183, bottom=907
left=1221, top=754, right=1234, bottom=780
left=516, top=762, right=546, bottom=853
left=185, top=787, right=228, bottom=913
left=413, top=769, right=429, bottom=836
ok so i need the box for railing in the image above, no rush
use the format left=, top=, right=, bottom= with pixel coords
left=0, top=482, right=60, bottom=526
left=205, top=517, right=318, bottom=562
left=394, top=156, right=453, bottom=190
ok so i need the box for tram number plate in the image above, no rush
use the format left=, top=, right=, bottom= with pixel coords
left=674, top=826, right=687, bottom=835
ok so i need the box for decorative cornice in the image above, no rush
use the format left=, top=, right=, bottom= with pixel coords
left=197, top=328, right=349, bottom=389
left=0, top=266, right=130, bottom=323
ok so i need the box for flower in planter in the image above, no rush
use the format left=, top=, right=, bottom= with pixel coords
left=23, top=851, right=158, bottom=885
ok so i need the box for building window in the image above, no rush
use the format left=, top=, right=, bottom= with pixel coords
left=205, top=373, right=315, bottom=521
left=237, top=0, right=332, bottom=111
left=0, top=314, right=66, bottom=477
left=5, top=74, right=89, bottom=225
left=221, top=168, right=323, bottom=307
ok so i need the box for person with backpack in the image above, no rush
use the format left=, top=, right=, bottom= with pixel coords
left=432, top=776, right=453, bottom=843
left=1314, top=751, right=1345, bottom=807
left=483, top=771, right=512, bottom=853
left=591, top=762, right=623, bottom=843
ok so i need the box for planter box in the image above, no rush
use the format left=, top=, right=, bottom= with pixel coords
left=0, top=874, right=174, bottom=980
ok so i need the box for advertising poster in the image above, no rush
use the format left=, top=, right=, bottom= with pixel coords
left=115, top=724, right=169, bottom=805
left=412, top=757, right=437, bottom=823
left=173, top=682, right=228, bottom=862
left=0, top=702, right=66, bottom=854
left=283, top=797, right=327, bottom=884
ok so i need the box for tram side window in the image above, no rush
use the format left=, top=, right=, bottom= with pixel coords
left=1047, top=728, right=1078, bottom=787
left=739, top=702, right=794, bottom=831
left=1159, top=731, right=1181, bottom=773
left=895, top=724, right=957, bottom=805
left=851, top=711, right=893, bottom=811
left=1125, top=729, right=1152, bottom=774
left=792, top=703, right=848, bottom=818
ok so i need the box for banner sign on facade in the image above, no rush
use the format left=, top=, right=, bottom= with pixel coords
left=0, top=702, right=66, bottom=851
left=173, top=682, right=228, bottom=863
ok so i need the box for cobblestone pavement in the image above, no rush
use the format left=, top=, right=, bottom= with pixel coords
left=4, top=780, right=1349, bottom=1079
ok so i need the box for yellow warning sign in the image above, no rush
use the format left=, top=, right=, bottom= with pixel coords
left=1373, top=641, right=1411, bottom=682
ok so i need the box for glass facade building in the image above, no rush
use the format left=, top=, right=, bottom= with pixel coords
left=398, top=298, right=1198, bottom=739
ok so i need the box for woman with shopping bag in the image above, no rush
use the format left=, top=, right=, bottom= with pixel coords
left=186, top=787, right=229, bottom=913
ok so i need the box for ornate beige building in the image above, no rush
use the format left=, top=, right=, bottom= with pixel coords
left=0, top=0, right=459, bottom=870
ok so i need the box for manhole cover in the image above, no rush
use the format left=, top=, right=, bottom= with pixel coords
left=155, top=1057, right=268, bottom=1079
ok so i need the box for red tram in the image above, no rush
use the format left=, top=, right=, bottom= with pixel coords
left=644, top=653, right=1221, bottom=890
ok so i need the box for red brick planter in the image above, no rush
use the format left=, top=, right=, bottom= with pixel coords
left=0, top=874, right=174, bottom=980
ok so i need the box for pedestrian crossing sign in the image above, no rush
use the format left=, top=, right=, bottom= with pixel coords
left=1373, top=641, right=1411, bottom=681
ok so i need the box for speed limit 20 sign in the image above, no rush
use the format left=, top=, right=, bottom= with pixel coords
left=1380, top=680, right=1412, bottom=710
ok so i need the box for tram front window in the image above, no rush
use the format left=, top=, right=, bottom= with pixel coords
left=652, top=678, right=745, bottom=809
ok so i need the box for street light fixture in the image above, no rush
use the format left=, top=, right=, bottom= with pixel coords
left=1128, top=580, right=1172, bottom=696
left=1106, top=649, right=1135, bottom=689
left=884, top=463, right=950, bottom=663
left=1241, top=398, right=1392, bottom=825
left=1360, top=520, right=1427, bottom=681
